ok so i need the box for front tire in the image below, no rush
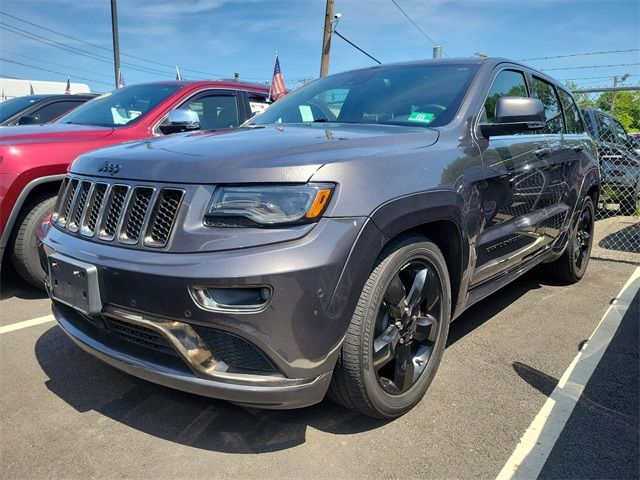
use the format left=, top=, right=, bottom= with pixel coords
left=10, top=194, right=56, bottom=289
left=329, top=236, right=451, bottom=418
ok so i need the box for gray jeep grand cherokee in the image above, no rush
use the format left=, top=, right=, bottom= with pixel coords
left=42, top=58, right=599, bottom=418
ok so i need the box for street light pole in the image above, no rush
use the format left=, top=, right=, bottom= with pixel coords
left=111, top=0, right=121, bottom=89
left=319, top=0, right=334, bottom=77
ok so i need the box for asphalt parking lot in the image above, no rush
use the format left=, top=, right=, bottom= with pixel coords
left=1, top=259, right=638, bottom=479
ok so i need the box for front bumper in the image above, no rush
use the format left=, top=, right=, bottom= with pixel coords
left=43, top=216, right=383, bottom=408
left=53, top=302, right=332, bottom=409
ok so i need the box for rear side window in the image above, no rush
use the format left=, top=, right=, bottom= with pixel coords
left=33, top=101, right=84, bottom=123
left=532, top=77, right=564, bottom=134
left=483, top=70, right=528, bottom=123
left=557, top=90, right=584, bottom=134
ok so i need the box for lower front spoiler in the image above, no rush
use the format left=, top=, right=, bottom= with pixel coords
left=53, top=304, right=332, bottom=410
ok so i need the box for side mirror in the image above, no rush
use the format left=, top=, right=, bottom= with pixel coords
left=17, top=115, right=40, bottom=125
left=159, top=109, right=201, bottom=134
left=479, top=97, right=546, bottom=138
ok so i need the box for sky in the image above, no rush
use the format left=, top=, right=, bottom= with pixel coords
left=0, top=0, right=638, bottom=93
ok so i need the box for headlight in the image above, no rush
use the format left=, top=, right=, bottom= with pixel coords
left=204, top=183, right=334, bottom=227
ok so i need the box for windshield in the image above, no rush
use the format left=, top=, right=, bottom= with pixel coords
left=56, top=84, right=182, bottom=127
left=250, top=63, right=479, bottom=128
left=0, top=95, right=44, bottom=122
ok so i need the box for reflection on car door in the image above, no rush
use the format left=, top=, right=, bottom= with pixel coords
left=473, top=68, right=565, bottom=286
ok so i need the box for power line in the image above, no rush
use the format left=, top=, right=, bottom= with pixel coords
left=560, top=74, right=640, bottom=81
left=390, top=0, right=448, bottom=56
left=0, top=23, right=171, bottom=77
left=542, top=62, right=640, bottom=71
left=521, top=48, right=640, bottom=61
left=0, top=57, right=113, bottom=86
left=0, top=10, right=267, bottom=81
left=0, top=49, right=119, bottom=80
left=333, top=28, right=381, bottom=64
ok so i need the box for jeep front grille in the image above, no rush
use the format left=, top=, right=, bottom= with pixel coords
left=53, top=177, right=184, bottom=249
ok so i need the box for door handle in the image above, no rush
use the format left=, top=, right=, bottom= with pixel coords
left=534, top=147, right=551, bottom=158
left=573, top=145, right=584, bottom=153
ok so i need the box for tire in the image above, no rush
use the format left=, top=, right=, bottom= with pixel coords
left=547, top=196, right=595, bottom=284
left=10, top=194, right=56, bottom=289
left=329, top=235, right=451, bottom=418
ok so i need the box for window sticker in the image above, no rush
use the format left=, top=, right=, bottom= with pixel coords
left=299, top=105, right=314, bottom=122
left=249, top=101, right=269, bottom=114
left=408, top=112, right=435, bottom=123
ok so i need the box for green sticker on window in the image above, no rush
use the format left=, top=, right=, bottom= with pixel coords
left=408, top=112, right=435, bottom=123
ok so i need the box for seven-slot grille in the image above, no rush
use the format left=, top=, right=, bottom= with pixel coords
left=52, top=177, right=184, bottom=248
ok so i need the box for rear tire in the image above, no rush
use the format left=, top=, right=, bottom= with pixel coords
left=10, top=194, right=56, bottom=289
left=547, top=196, right=595, bottom=283
left=329, top=235, right=451, bottom=418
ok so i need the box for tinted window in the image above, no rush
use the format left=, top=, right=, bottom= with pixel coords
left=483, top=70, right=528, bottom=123
left=0, top=95, right=42, bottom=122
left=251, top=63, right=480, bottom=128
left=557, top=89, right=584, bottom=134
left=185, top=94, right=239, bottom=130
left=532, top=77, right=564, bottom=134
left=32, top=101, right=84, bottom=123
left=57, top=84, right=181, bottom=127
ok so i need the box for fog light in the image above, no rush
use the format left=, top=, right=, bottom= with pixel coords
left=190, top=285, right=272, bottom=313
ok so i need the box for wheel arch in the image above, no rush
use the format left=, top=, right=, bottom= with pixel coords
left=328, top=190, right=469, bottom=335
left=1, top=175, right=64, bottom=252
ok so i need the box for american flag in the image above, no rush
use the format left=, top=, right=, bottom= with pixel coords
left=64, top=77, right=71, bottom=95
left=270, top=54, right=286, bottom=101
left=118, top=69, right=126, bottom=88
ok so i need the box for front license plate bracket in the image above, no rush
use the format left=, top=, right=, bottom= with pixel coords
left=48, top=253, right=102, bottom=315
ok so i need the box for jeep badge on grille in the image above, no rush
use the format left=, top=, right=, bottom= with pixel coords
left=98, top=161, right=122, bottom=175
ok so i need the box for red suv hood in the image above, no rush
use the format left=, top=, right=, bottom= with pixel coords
left=0, top=123, right=114, bottom=144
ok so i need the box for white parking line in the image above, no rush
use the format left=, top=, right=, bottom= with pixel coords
left=496, top=267, right=640, bottom=480
left=0, top=315, right=55, bottom=335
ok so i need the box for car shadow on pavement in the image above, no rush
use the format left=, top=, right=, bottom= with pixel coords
left=33, top=268, right=564, bottom=453
left=0, top=261, right=48, bottom=301
left=34, top=326, right=389, bottom=453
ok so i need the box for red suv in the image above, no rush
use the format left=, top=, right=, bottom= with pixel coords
left=0, top=80, right=270, bottom=287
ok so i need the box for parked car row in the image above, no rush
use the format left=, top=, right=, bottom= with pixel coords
left=581, top=108, right=640, bottom=215
left=1, top=80, right=271, bottom=287
left=31, top=57, right=602, bottom=418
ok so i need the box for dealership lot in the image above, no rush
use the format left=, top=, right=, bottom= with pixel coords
left=1, top=260, right=638, bottom=479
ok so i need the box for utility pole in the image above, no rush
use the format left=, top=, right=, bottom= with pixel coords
left=611, top=73, right=630, bottom=113
left=110, top=0, right=121, bottom=89
left=320, top=0, right=334, bottom=77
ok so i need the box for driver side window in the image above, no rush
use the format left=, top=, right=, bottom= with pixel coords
left=483, top=70, right=529, bottom=123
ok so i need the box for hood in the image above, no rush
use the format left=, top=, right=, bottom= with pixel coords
left=0, top=123, right=114, bottom=145
left=70, top=123, right=439, bottom=183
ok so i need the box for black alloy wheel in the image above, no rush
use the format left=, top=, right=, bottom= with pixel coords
left=329, top=236, right=451, bottom=418
left=572, top=203, right=593, bottom=273
left=373, top=260, right=443, bottom=394
left=547, top=196, right=595, bottom=283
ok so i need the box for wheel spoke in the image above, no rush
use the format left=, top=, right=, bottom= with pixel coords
left=393, top=343, right=415, bottom=392
left=413, top=314, right=439, bottom=342
left=373, top=325, right=400, bottom=369
left=406, top=268, right=427, bottom=312
left=384, top=274, right=406, bottom=319
left=423, top=267, right=440, bottom=312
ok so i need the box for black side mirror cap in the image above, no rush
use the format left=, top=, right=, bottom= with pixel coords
left=17, top=115, right=40, bottom=125
left=479, top=97, right=546, bottom=138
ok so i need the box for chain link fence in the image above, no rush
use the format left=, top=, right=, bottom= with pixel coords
left=572, top=86, right=640, bottom=264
